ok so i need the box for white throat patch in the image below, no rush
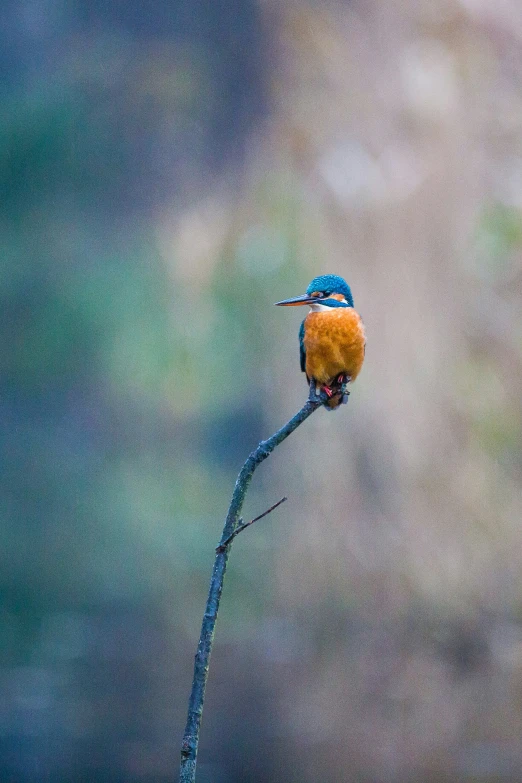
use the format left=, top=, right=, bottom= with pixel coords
left=309, top=302, right=333, bottom=312
left=309, top=297, right=348, bottom=312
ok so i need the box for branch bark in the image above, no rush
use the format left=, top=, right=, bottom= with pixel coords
left=179, top=394, right=324, bottom=782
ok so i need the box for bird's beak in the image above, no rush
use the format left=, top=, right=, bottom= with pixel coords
left=274, top=294, right=317, bottom=306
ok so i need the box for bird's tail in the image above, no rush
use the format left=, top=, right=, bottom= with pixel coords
left=324, top=391, right=349, bottom=411
left=323, top=376, right=350, bottom=411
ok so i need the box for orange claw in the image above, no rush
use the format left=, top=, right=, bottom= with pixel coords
left=323, top=385, right=333, bottom=398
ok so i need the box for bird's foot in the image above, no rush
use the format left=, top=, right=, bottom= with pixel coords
left=323, top=385, right=334, bottom=398
left=336, top=374, right=351, bottom=402
left=308, top=379, right=330, bottom=405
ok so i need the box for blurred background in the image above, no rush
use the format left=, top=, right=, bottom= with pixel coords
left=2, top=0, right=522, bottom=780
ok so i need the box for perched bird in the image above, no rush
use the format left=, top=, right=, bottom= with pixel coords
left=275, top=274, right=365, bottom=410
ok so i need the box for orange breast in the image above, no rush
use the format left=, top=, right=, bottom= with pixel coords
left=304, top=308, right=365, bottom=385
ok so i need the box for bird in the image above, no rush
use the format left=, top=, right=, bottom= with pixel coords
left=275, top=274, right=365, bottom=410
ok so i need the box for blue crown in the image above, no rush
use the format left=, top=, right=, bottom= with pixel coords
left=306, top=274, right=353, bottom=307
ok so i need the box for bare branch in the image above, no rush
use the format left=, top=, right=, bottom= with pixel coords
left=179, top=391, right=329, bottom=782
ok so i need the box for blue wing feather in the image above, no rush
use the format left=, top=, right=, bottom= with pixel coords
left=299, top=319, right=306, bottom=374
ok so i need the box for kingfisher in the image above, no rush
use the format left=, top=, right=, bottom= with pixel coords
left=275, top=274, right=365, bottom=410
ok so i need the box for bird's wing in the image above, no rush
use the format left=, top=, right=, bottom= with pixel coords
left=299, top=319, right=306, bottom=373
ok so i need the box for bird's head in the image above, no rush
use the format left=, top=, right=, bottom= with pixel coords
left=274, top=274, right=353, bottom=309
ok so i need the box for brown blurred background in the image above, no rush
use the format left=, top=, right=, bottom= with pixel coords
left=2, top=0, right=522, bottom=780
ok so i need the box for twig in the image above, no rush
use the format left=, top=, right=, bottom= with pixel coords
left=179, top=391, right=328, bottom=783
left=216, top=496, right=287, bottom=552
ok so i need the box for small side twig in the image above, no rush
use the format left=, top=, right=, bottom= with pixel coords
left=216, top=496, right=287, bottom=552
